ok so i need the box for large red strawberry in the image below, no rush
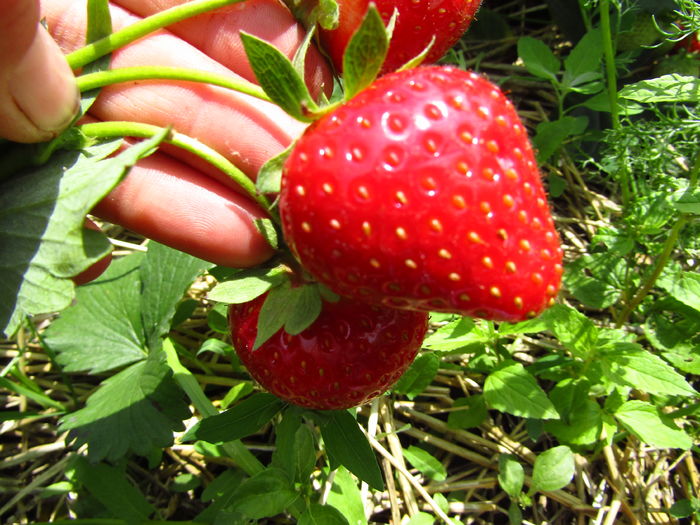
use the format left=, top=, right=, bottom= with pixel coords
left=228, top=294, right=428, bottom=409
left=279, top=65, right=563, bottom=322
left=318, top=0, right=483, bottom=74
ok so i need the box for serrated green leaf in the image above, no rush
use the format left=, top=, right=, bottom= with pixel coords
left=0, top=131, right=166, bottom=338
left=538, top=304, right=598, bottom=358
left=615, top=400, right=692, bottom=449
left=600, top=342, right=696, bottom=396
left=343, top=5, right=389, bottom=99
left=484, top=361, right=559, bottom=420
left=140, top=242, right=212, bottom=351
left=208, top=266, right=288, bottom=304
left=447, top=395, right=488, bottom=430
left=392, top=352, right=440, bottom=399
left=518, top=36, right=561, bottom=82
left=402, top=445, right=446, bottom=481
left=240, top=32, right=318, bottom=122
left=498, top=454, right=524, bottom=499
left=60, top=356, right=190, bottom=462
left=228, top=468, right=299, bottom=520
left=188, top=393, right=285, bottom=443
left=531, top=446, right=574, bottom=493
left=423, top=317, right=487, bottom=351
left=299, top=503, right=349, bottom=525
left=657, top=270, right=700, bottom=313
left=72, top=456, right=155, bottom=522
left=320, top=410, right=384, bottom=491
left=43, top=252, right=146, bottom=374
left=545, top=399, right=602, bottom=449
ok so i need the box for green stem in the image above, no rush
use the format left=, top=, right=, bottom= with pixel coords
left=66, top=0, right=246, bottom=70
left=77, top=66, right=271, bottom=103
left=599, top=0, right=631, bottom=209
left=78, top=121, right=271, bottom=212
left=163, top=338, right=264, bottom=476
left=616, top=215, right=688, bottom=327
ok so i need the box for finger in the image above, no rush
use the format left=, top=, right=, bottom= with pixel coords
left=113, top=0, right=333, bottom=99
left=0, top=0, right=79, bottom=142
left=42, top=0, right=306, bottom=180
left=92, top=151, right=275, bottom=268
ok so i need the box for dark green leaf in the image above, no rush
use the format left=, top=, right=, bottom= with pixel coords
left=562, top=29, right=603, bottom=93
left=545, top=399, right=602, bottom=449
left=484, top=361, right=559, bottom=420
left=392, top=352, right=439, bottom=399
left=272, top=408, right=317, bottom=483
left=0, top=131, right=166, bottom=337
left=343, top=5, right=389, bottom=99
left=517, top=36, right=560, bottom=82
left=140, top=242, right=212, bottom=351
left=498, top=454, right=524, bottom=499
left=320, top=410, right=384, bottom=491
left=531, top=446, right=575, bottom=493
left=240, top=32, right=318, bottom=122
left=72, top=456, right=154, bottom=522
left=533, top=116, right=588, bottom=163
left=208, top=266, right=288, bottom=304
left=188, top=393, right=285, bottom=443
left=60, top=356, right=190, bottom=462
left=447, top=395, right=488, bottom=429
left=43, top=252, right=146, bottom=374
left=228, top=468, right=298, bottom=519
left=299, top=504, right=349, bottom=525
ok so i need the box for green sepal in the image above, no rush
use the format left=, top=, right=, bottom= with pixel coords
left=342, top=5, right=391, bottom=100
left=240, top=31, right=319, bottom=122
left=207, top=266, right=290, bottom=305
left=253, top=282, right=324, bottom=350
left=396, top=35, right=435, bottom=72
left=257, top=146, right=293, bottom=195
left=254, top=218, right=280, bottom=250
left=284, top=0, right=339, bottom=31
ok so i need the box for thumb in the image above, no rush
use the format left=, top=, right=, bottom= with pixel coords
left=0, top=0, right=80, bottom=143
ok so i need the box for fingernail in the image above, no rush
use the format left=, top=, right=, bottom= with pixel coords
left=9, top=25, right=80, bottom=139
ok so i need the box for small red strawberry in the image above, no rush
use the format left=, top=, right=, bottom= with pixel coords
left=279, top=65, right=563, bottom=322
left=317, top=0, right=483, bottom=74
left=229, top=294, right=428, bottom=409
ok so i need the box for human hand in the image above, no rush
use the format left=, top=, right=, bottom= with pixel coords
left=12, top=0, right=332, bottom=268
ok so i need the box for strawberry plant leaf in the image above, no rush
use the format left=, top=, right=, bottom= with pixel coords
left=326, top=466, right=368, bottom=525
left=240, top=31, right=318, bottom=122
left=615, top=400, right=693, bottom=449
left=657, top=270, right=700, bottom=313
left=530, top=446, right=575, bottom=493
left=402, top=446, right=446, bottom=481
left=140, top=242, right=212, bottom=350
left=498, top=454, right=524, bottom=500
left=447, top=395, right=488, bottom=430
left=484, top=361, right=559, bottom=420
left=562, top=29, right=603, bottom=94
left=342, top=5, right=389, bottom=99
left=518, top=36, right=561, bottom=82
left=320, top=410, right=384, bottom=491
left=599, top=342, right=697, bottom=397
left=227, top=468, right=299, bottom=520
left=299, top=503, right=349, bottom=525
left=43, top=252, right=146, bottom=374
left=59, top=354, right=190, bottom=462
left=187, top=393, right=286, bottom=444
left=392, top=352, right=440, bottom=399
left=71, top=455, right=155, bottom=522
left=0, top=131, right=167, bottom=338
left=208, top=266, right=289, bottom=304
left=538, top=304, right=599, bottom=359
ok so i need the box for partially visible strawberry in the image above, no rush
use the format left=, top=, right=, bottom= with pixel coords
left=317, top=0, right=483, bottom=74
left=279, top=65, right=563, bottom=322
left=229, top=294, right=428, bottom=410
left=676, top=30, right=700, bottom=54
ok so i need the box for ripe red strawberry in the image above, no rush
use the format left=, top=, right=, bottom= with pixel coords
left=228, top=294, right=428, bottom=410
left=279, top=66, right=563, bottom=322
left=319, top=0, right=483, bottom=74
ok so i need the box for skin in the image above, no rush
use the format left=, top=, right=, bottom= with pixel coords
left=0, top=0, right=332, bottom=268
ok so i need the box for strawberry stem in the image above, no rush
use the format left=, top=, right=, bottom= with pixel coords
left=78, top=121, right=272, bottom=213
left=76, top=66, right=271, bottom=103
left=66, top=0, right=247, bottom=70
